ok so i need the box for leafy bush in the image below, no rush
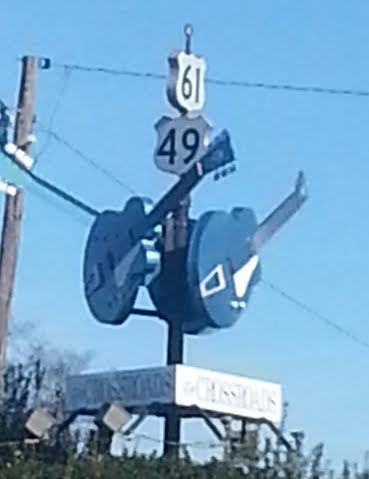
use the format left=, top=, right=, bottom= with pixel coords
left=0, top=451, right=368, bottom=479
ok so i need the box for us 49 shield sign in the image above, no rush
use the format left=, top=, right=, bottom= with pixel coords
left=154, top=115, right=210, bottom=176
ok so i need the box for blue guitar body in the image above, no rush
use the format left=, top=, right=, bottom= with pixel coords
left=83, top=197, right=158, bottom=325
left=186, top=207, right=262, bottom=333
left=83, top=130, right=236, bottom=326
left=149, top=173, right=307, bottom=334
left=148, top=207, right=262, bottom=334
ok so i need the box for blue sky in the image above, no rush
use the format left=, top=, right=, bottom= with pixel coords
left=1, top=0, right=369, bottom=465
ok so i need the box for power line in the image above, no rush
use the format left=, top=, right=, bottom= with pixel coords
left=53, top=62, right=165, bottom=81
left=51, top=60, right=369, bottom=98
left=1, top=97, right=135, bottom=212
left=206, top=79, right=369, bottom=97
left=25, top=185, right=86, bottom=226
left=36, top=121, right=137, bottom=195
left=35, top=68, right=71, bottom=162
left=0, top=105, right=99, bottom=218
left=24, top=167, right=99, bottom=217
left=262, top=279, right=369, bottom=352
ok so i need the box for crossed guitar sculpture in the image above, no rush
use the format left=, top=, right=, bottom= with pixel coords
left=83, top=130, right=307, bottom=335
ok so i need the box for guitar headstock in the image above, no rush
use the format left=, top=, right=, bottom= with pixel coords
left=200, top=129, right=236, bottom=177
left=295, top=170, right=308, bottom=202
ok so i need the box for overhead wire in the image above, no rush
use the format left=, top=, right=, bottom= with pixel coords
left=26, top=168, right=99, bottom=217
left=262, top=279, right=369, bottom=352
left=34, top=67, right=72, bottom=162
left=1, top=91, right=137, bottom=200
left=50, top=60, right=369, bottom=98
left=0, top=96, right=99, bottom=218
left=36, top=120, right=137, bottom=195
left=26, top=187, right=85, bottom=226
left=53, top=62, right=165, bottom=81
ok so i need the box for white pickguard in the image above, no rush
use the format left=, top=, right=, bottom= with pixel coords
left=199, top=264, right=226, bottom=298
left=114, top=243, right=141, bottom=288
left=232, top=255, right=259, bottom=299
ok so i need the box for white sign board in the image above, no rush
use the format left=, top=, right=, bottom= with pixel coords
left=175, top=365, right=282, bottom=424
left=65, top=366, right=175, bottom=411
left=66, top=365, right=282, bottom=423
left=167, top=51, right=206, bottom=114
left=154, top=115, right=210, bottom=176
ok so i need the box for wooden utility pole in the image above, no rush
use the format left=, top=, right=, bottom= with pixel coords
left=0, top=56, right=37, bottom=395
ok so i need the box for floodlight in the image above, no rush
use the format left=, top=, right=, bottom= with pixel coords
left=96, top=402, right=131, bottom=433
left=25, top=408, right=56, bottom=438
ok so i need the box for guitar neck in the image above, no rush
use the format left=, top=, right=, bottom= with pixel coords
left=251, top=180, right=307, bottom=252
left=131, top=129, right=233, bottom=243
left=131, top=161, right=204, bottom=242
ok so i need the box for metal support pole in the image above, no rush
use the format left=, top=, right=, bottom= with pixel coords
left=162, top=196, right=190, bottom=457
left=162, top=24, right=194, bottom=458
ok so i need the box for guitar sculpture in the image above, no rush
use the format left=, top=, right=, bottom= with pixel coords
left=83, top=130, right=235, bottom=325
left=149, top=172, right=307, bottom=334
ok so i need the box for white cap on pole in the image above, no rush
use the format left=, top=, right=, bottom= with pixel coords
left=4, top=142, right=34, bottom=170
left=0, top=179, right=17, bottom=197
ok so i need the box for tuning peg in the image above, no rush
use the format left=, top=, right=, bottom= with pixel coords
left=214, top=165, right=237, bottom=181
left=228, top=163, right=237, bottom=174
left=295, top=170, right=308, bottom=199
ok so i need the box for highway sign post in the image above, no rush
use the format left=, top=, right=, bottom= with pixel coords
left=78, top=25, right=308, bottom=458
left=159, top=26, right=209, bottom=455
